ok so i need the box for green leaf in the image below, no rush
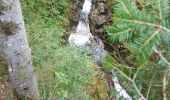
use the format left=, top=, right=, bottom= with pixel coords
left=103, top=55, right=116, bottom=71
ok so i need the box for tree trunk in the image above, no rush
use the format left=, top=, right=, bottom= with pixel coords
left=0, top=0, right=38, bottom=99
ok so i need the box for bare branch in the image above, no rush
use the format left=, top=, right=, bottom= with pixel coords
left=162, top=73, right=167, bottom=100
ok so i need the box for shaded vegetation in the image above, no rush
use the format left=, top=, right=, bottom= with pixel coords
left=20, top=0, right=105, bottom=99
left=105, top=0, right=170, bottom=99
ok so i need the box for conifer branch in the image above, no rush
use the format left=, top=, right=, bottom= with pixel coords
left=113, top=29, right=131, bottom=35
left=158, top=0, right=162, bottom=20
left=120, top=1, right=130, bottom=16
left=114, top=67, right=146, bottom=100
left=153, top=48, right=170, bottom=69
left=139, top=29, right=161, bottom=52
left=113, top=17, right=170, bottom=32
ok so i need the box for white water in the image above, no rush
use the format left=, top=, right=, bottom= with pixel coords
left=68, top=0, right=132, bottom=99
left=69, top=0, right=92, bottom=46
left=112, top=72, right=132, bottom=100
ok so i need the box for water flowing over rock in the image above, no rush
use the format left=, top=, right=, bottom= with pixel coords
left=69, top=0, right=132, bottom=99
left=69, top=0, right=85, bottom=31
left=69, top=0, right=107, bottom=64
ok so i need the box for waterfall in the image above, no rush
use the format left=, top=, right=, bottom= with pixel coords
left=68, top=0, right=132, bottom=99
left=69, top=0, right=92, bottom=47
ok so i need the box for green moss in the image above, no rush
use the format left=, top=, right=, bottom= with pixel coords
left=0, top=56, right=7, bottom=76
left=106, top=0, right=115, bottom=11
left=17, top=67, right=26, bottom=81
left=0, top=0, right=5, bottom=15
left=0, top=0, right=12, bottom=15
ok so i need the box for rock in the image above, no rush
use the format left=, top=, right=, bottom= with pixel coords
left=69, top=0, right=85, bottom=31
left=97, top=0, right=106, bottom=3
left=87, top=38, right=108, bottom=65
left=89, top=0, right=111, bottom=40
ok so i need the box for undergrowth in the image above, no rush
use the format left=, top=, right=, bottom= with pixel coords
left=21, top=0, right=96, bottom=99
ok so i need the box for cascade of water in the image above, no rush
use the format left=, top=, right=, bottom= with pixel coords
left=68, top=0, right=132, bottom=99
left=69, top=0, right=92, bottom=46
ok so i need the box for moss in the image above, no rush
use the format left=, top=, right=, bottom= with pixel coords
left=0, top=56, right=8, bottom=77
left=106, top=0, right=115, bottom=10
left=0, top=0, right=5, bottom=15
left=17, top=67, right=26, bottom=81
left=0, top=0, right=12, bottom=15
left=0, top=20, right=18, bottom=36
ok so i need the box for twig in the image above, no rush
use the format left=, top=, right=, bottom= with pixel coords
left=113, top=67, right=146, bottom=100
left=132, top=82, right=146, bottom=100
left=111, top=71, right=132, bottom=100
left=114, top=67, right=133, bottom=83
left=162, top=73, right=167, bottom=100
left=146, top=73, right=155, bottom=99
left=133, top=68, right=140, bottom=81
left=153, top=49, right=170, bottom=69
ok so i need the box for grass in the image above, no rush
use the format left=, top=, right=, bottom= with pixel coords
left=20, top=0, right=98, bottom=99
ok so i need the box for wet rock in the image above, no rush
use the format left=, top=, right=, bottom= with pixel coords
left=89, top=0, right=112, bottom=40
left=69, top=0, right=85, bottom=31
left=97, top=0, right=106, bottom=3
left=87, top=38, right=108, bottom=65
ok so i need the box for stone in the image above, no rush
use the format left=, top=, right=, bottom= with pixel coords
left=89, top=0, right=111, bottom=40
left=97, top=0, right=106, bottom=3
left=69, top=0, right=85, bottom=31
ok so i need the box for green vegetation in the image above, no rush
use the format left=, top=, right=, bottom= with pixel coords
left=0, top=0, right=5, bottom=14
left=21, top=0, right=96, bottom=99
left=105, top=0, right=170, bottom=99
left=7, top=0, right=169, bottom=99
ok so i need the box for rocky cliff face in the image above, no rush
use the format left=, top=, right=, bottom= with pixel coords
left=69, top=0, right=85, bottom=31
left=89, top=0, right=112, bottom=40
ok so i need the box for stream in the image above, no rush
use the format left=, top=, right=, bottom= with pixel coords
left=69, top=0, right=132, bottom=99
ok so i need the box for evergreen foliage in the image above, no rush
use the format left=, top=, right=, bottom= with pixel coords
left=107, top=0, right=170, bottom=65
left=105, top=0, right=170, bottom=99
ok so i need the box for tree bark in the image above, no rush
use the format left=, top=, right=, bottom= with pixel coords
left=0, top=0, right=38, bottom=99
